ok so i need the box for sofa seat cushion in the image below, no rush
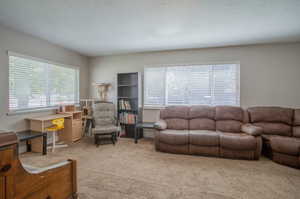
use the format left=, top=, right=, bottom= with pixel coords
left=159, top=130, right=189, bottom=145
left=253, top=122, right=292, bottom=136
left=189, top=130, right=219, bottom=146
left=261, top=134, right=280, bottom=141
left=220, top=132, right=257, bottom=150
left=270, top=136, right=300, bottom=156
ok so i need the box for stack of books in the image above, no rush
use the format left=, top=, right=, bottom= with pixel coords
left=118, top=99, right=131, bottom=110
left=119, top=112, right=136, bottom=124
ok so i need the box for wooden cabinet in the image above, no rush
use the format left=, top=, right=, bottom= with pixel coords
left=60, top=112, right=83, bottom=143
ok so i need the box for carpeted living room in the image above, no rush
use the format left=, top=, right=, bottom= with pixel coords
left=20, top=138, right=300, bottom=199
left=0, top=1, right=300, bottom=199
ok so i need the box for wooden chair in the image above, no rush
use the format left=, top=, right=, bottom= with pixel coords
left=0, top=131, right=77, bottom=199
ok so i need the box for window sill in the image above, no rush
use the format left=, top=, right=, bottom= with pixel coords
left=143, top=106, right=165, bottom=110
left=7, top=107, right=58, bottom=116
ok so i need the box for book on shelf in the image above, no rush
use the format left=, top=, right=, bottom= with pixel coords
left=118, top=99, right=132, bottom=110
left=119, top=112, right=137, bottom=124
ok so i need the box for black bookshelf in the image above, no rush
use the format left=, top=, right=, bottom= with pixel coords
left=117, top=72, right=141, bottom=138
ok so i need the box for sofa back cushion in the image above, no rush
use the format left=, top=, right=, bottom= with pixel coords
left=189, top=106, right=216, bottom=130
left=247, top=107, right=293, bottom=136
left=293, top=109, right=300, bottom=138
left=160, top=106, right=189, bottom=130
left=215, top=106, right=244, bottom=133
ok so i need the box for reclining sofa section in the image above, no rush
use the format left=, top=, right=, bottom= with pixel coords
left=247, top=107, right=300, bottom=168
left=154, top=106, right=262, bottom=160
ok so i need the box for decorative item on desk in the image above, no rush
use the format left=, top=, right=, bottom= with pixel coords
left=92, top=82, right=112, bottom=102
left=58, top=104, right=65, bottom=113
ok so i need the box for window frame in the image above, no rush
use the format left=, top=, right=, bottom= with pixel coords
left=143, top=62, right=240, bottom=109
left=7, top=51, right=80, bottom=114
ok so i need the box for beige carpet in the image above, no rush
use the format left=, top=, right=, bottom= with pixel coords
left=20, top=137, right=300, bottom=199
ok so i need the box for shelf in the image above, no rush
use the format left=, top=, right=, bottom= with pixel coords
left=117, top=72, right=139, bottom=138
left=120, top=123, right=136, bottom=126
left=118, top=97, right=138, bottom=99
left=118, top=84, right=137, bottom=87
left=118, top=109, right=138, bottom=113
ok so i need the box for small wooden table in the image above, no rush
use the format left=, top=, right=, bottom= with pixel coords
left=17, top=131, right=47, bottom=155
left=134, top=122, right=155, bottom=143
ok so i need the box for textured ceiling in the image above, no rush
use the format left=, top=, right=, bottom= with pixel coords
left=0, top=0, right=300, bottom=56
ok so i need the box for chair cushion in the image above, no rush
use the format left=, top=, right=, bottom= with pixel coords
left=220, top=132, right=257, bottom=150
left=94, top=118, right=114, bottom=126
left=270, top=136, right=300, bottom=156
left=158, top=130, right=189, bottom=145
left=189, top=130, right=219, bottom=146
left=93, top=102, right=116, bottom=126
left=93, top=125, right=120, bottom=134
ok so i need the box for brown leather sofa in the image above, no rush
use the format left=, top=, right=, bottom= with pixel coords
left=248, top=107, right=300, bottom=168
left=154, top=106, right=263, bottom=160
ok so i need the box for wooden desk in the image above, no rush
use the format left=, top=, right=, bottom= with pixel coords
left=26, top=112, right=83, bottom=153
left=26, top=113, right=73, bottom=132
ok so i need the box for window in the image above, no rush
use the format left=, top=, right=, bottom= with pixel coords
left=144, top=63, right=240, bottom=107
left=9, top=52, right=79, bottom=112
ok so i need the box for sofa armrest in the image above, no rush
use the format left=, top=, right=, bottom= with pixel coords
left=154, top=120, right=167, bottom=130
left=241, top=124, right=263, bottom=136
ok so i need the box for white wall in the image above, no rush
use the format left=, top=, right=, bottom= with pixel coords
left=89, top=42, right=300, bottom=123
left=0, top=24, right=89, bottom=132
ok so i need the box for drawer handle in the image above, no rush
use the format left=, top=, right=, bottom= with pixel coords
left=0, top=164, right=11, bottom=173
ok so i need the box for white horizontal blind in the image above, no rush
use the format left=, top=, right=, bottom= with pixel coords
left=144, top=64, right=239, bottom=106
left=9, top=54, right=79, bottom=111
left=144, top=67, right=166, bottom=105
